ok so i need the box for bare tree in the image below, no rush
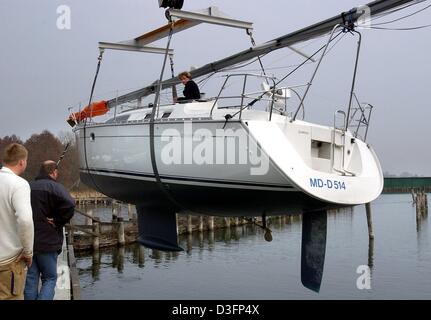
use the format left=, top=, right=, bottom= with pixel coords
left=23, top=130, right=63, bottom=181
left=1, top=131, right=86, bottom=191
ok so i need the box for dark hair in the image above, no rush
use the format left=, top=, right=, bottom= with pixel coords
left=1, top=143, right=28, bottom=165
left=39, top=161, right=57, bottom=176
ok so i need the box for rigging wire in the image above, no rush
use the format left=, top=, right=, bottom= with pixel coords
left=71, top=85, right=149, bottom=112
left=226, top=63, right=314, bottom=73
left=366, top=24, right=431, bottom=30
left=372, top=2, right=431, bottom=26
left=213, top=31, right=346, bottom=94
left=275, top=31, right=343, bottom=87
left=190, top=54, right=270, bottom=95
left=248, top=30, right=269, bottom=81
left=192, top=53, right=271, bottom=95
left=235, top=33, right=347, bottom=77
left=369, top=0, right=428, bottom=22
left=220, top=53, right=270, bottom=72
left=264, top=34, right=327, bottom=68
left=272, top=32, right=345, bottom=73
left=197, top=72, right=217, bottom=88
left=226, top=31, right=344, bottom=120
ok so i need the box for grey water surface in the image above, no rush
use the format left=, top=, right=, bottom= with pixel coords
left=75, top=193, right=430, bottom=299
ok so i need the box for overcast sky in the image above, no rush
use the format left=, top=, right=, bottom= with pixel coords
left=0, top=0, right=430, bottom=175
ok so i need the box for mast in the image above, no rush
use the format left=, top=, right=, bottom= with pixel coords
left=106, top=0, right=416, bottom=109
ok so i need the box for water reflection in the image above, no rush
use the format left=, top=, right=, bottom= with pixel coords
left=416, top=204, right=428, bottom=234
left=150, top=249, right=162, bottom=265
left=131, top=243, right=145, bottom=267
left=112, top=246, right=125, bottom=272
left=301, top=210, right=327, bottom=292
left=76, top=209, right=354, bottom=294
left=92, top=250, right=101, bottom=279
left=79, top=220, right=288, bottom=265
left=416, top=200, right=429, bottom=260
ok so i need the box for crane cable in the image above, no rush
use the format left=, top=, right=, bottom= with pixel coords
left=82, top=49, right=105, bottom=195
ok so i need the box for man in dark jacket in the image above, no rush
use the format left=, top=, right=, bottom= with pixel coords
left=24, top=160, right=75, bottom=300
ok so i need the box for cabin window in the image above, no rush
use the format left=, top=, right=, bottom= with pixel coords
left=105, top=115, right=130, bottom=123
left=144, top=114, right=152, bottom=120
left=162, top=112, right=171, bottom=119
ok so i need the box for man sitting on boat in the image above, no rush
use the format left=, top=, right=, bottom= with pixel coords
left=176, top=71, right=201, bottom=102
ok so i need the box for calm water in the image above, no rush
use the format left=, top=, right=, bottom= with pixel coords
left=75, top=193, right=431, bottom=299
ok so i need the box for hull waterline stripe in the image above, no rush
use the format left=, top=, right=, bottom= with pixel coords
left=80, top=168, right=295, bottom=190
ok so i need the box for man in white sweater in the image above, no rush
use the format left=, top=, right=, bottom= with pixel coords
left=0, top=143, right=34, bottom=300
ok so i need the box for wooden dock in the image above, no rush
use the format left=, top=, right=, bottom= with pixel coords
left=71, top=191, right=112, bottom=206
left=66, top=208, right=256, bottom=252
left=65, top=196, right=292, bottom=252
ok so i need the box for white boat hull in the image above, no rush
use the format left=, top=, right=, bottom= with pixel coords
left=75, top=104, right=383, bottom=216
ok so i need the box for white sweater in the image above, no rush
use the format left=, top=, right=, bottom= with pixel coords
left=0, top=166, right=34, bottom=265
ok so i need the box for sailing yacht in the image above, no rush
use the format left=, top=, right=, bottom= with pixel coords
left=69, top=0, right=418, bottom=291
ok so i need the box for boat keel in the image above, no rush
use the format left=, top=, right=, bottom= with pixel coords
left=301, top=210, right=327, bottom=292
left=137, top=205, right=183, bottom=252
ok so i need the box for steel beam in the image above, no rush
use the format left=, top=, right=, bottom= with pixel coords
left=167, top=7, right=253, bottom=31
left=98, top=41, right=174, bottom=55
left=134, top=7, right=252, bottom=47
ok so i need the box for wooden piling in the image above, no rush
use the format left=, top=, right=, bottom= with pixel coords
left=117, top=218, right=125, bottom=246
left=198, top=216, right=204, bottom=232
left=224, top=217, right=231, bottom=228
left=117, top=247, right=125, bottom=272
left=138, top=245, right=145, bottom=267
left=199, top=231, right=204, bottom=247
left=86, top=209, right=93, bottom=226
left=288, top=215, right=293, bottom=224
left=208, top=216, right=214, bottom=231
left=208, top=230, right=215, bottom=245
left=187, top=233, right=193, bottom=252
left=422, top=191, right=428, bottom=214
left=112, top=202, right=118, bottom=222
left=415, top=192, right=421, bottom=217
left=365, top=202, right=375, bottom=240
left=413, top=190, right=428, bottom=217
left=92, top=250, right=100, bottom=278
left=224, top=226, right=231, bottom=242
left=187, top=215, right=193, bottom=234
left=128, top=204, right=134, bottom=221
left=92, top=222, right=100, bottom=251
left=67, top=225, right=74, bottom=245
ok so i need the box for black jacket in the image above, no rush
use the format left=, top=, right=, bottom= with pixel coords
left=178, top=80, right=201, bottom=101
left=30, top=174, right=75, bottom=254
